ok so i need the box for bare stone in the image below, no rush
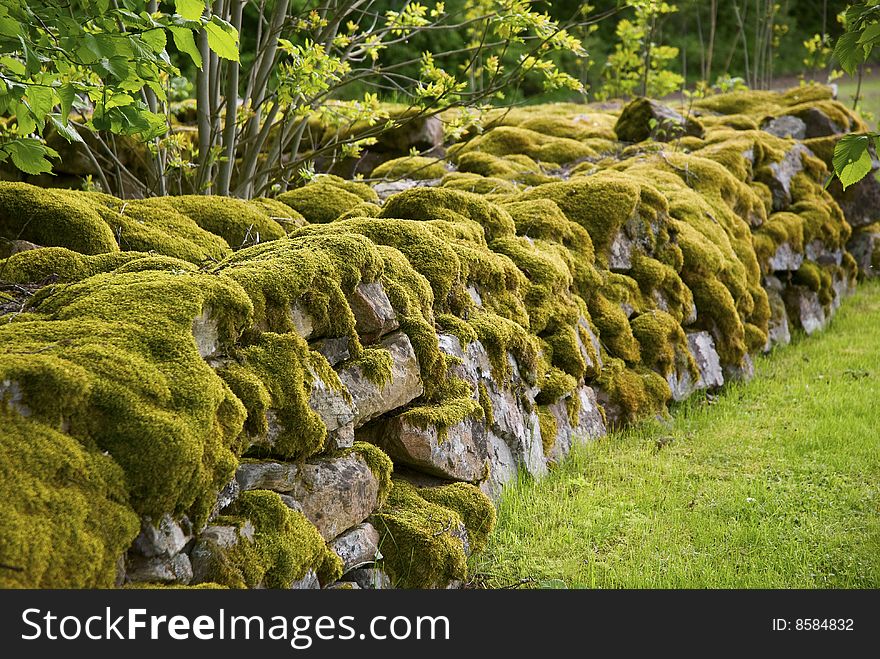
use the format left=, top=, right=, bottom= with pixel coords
left=291, top=570, right=320, bottom=590
left=767, top=242, right=804, bottom=272
left=762, top=115, right=807, bottom=139
left=191, top=306, right=220, bottom=359
left=615, top=98, right=704, bottom=142
left=723, top=353, right=755, bottom=383
left=829, top=174, right=880, bottom=229
left=609, top=231, right=634, bottom=270
left=546, top=385, right=607, bottom=464
left=0, top=238, right=41, bottom=259
left=798, top=106, right=843, bottom=137
left=761, top=143, right=809, bottom=210
left=763, top=277, right=792, bottom=352
left=480, top=431, right=517, bottom=502
left=289, top=303, right=316, bottom=339
left=345, top=567, right=392, bottom=590
left=310, top=337, right=351, bottom=366
left=347, top=281, right=399, bottom=343
left=132, top=514, right=192, bottom=558
left=686, top=331, right=725, bottom=390
left=847, top=229, right=880, bottom=278
left=0, top=379, right=31, bottom=417
left=363, top=414, right=488, bottom=482
left=341, top=331, right=424, bottom=428
left=308, top=371, right=355, bottom=434
left=329, top=523, right=381, bottom=574
left=373, top=178, right=441, bottom=200
left=235, top=461, right=300, bottom=493
left=784, top=285, right=827, bottom=335
left=286, top=451, right=382, bottom=541
left=576, top=316, right=603, bottom=378
left=126, top=553, right=193, bottom=585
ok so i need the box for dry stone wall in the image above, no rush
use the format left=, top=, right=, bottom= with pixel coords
left=1, top=85, right=878, bottom=590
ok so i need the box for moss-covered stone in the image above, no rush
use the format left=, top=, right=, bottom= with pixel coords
left=0, top=269, right=253, bottom=524
left=197, top=490, right=332, bottom=589
left=380, top=186, right=516, bottom=242
left=372, top=156, right=448, bottom=180
left=597, top=358, right=670, bottom=425
left=143, top=195, right=286, bottom=250
left=277, top=182, right=365, bottom=224
left=0, top=409, right=139, bottom=588
left=371, top=479, right=493, bottom=588
left=0, top=182, right=119, bottom=255
left=454, top=125, right=596, bottom=165
left=218, top=331, right=337, bottom=460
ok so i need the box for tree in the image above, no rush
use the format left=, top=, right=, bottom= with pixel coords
left=0, top=0, right=593, bottom=198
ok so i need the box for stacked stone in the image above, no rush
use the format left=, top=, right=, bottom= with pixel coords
left=1, top=85, right=876, bottom=590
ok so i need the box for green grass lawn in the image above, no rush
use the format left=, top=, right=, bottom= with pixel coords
left=836, top=74, right=880, bottom=129
left=472, top=282, right=880, bottom=589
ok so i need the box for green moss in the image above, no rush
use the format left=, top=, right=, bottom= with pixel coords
left=399, top=389, right=483, bottom=440
left=753, top=212, right=805, bottom=267
left=347, top=345, right=393, bottom=387
left=417, top=481, right=496, bottom=553
left=587, top=292, right=641, bottom=363
left=342, top=441, right=394, bottom=506
left=537, top=404, right=558, bottom=455
left=477, top=381, right=494, bottom=428
left=82, top=197, right=230, bottom=263
left=630, top=309, right=697, bottom=379
left=536, top=367, right=578, bottom=405
left=198, top=490, right=331, bottom=589
left=337, top=202, right=382, bottom=221
left=0, top=248, right=159, bottom=284
left=0, top=269, right=253, bottom=525
left=629, top=253, right=694, bottom=324
left=0, top=409, right=139, bottom=588
left=215, top=233, right=385, bottom=353
left=371, top=479, right=492, bottom=588
left=515, top=173, right=652, bottom=264
left=468, top=309, right=542, bottom=385
left=218, top=332, right=335, bottom=460
left=441, top=172, right=519, bottom=196
left=518, top=113, right=618, bottom=141
left=456, top=125, right=595, bottom=165
left=380, top=187, right=516, bottom=242
left=455, top=151, right=555, bottom=185
left=143, top=195, right=286, bottom=250
left=372, top=156, right=448, bottom=180
left=277, top=182, right=365, bottom=224
left=0, top=182, right=119, bottom=255
left=597, top=358, right=671, bottom=425
left=248, top=197, right=308, bottom=232
left=292, top=219, right=465, bottom=316
left=793, top=261, right=834, bottom=306
left=437, top=313, right=478, bottom=346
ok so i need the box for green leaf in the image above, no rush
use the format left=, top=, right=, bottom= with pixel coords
left=0, top=56, right=25, bottom=77
left=175, top=0, right=205, bottom=21
left=169, top=26, right=202, bottom=69
left=49, top=115, right=84, bottom=144
left=857, top=22, right=880, bottom=44
left=204, top=18, right=239, bottom=62
left=5, top=138, right=56, bottom=175
left=26, top=85, right=56, bottom=120
left=57, top=82, right=76, bottom=118
left=834, top=31, right=867, bottom=76
left=833, top=134, right=873, bottom=190
left=141, top=27, right=167, bottom=54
